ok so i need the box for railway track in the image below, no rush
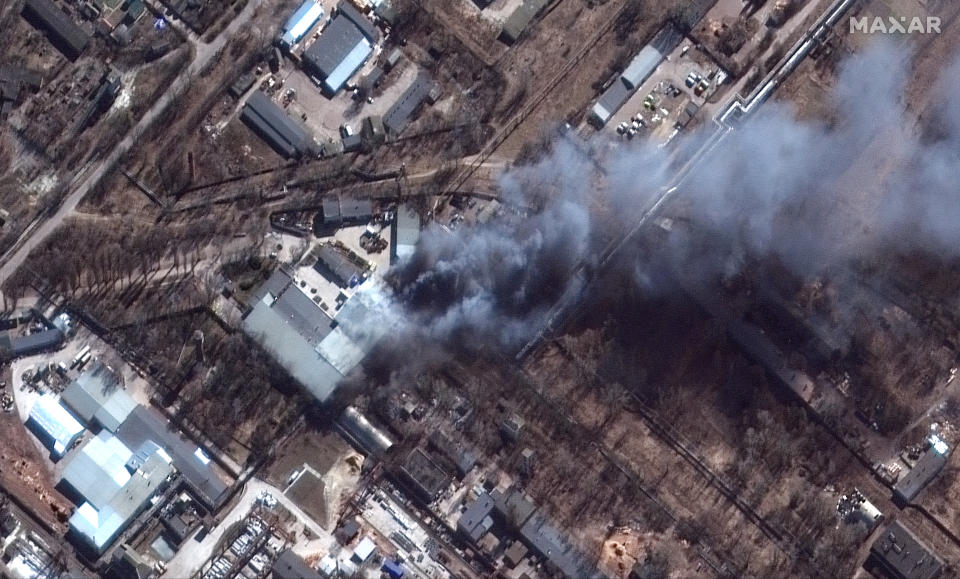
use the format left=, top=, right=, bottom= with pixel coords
left=498, top=357, right=824, bottom=577
left=449, top=0, right=635, bottom=194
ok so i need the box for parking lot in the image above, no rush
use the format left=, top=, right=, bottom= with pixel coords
left=281, top=57, right=420, bottom=143
left=605, top=40, right=725, bottom=144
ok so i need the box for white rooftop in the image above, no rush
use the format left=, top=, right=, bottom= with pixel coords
left=27, top=394, right=84, bottom=458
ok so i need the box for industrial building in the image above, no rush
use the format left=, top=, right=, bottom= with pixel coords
left=320, top=196, right=374, bottom=226
left=60, top=361, right=136, bottom=432
left=59, top=431, right=173, bottom=554
left=115, top=405, right=228, bottom=509
left=428, top=431, right=477, bottom=477
left=589, top=25, right=683, bottom=127
left=391, top=203, right=421, bottom=264
left=26, top=394, right=84, bottom=459
left=337, top=406, right=394, bottom=455
left=867, top=521, right=943, bottom=579
left=383, top=73, right=434, bottom=134
left=242, top=269, right=340, bottom=402
left=244, top=271, right=391, bottom=403
left=241, top=91, right=316, bottom=158
left=399, top=448, right=450, bottom=504
left=281, top=0, right=324, bottom=49
left=457, top=492, right=495, bottom=543
left=21, top=0, right=91, bottom=60
left=272, top=549, right=323, bottom=579
left=492, top=486, right=536, bottom=529
left=302, top=5, right=377, bottom=95
left=0, top=328, right=64, bottom=358
left=520, top=512, right=604, bottom=579
left=894, top=438, right=949, bottom=503
left=314, top=244, right=366, bottom=288
left=499, top=0, right=550, bottom=45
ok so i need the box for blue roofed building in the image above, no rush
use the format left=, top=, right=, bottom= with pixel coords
left=302, top=6, right=377, bottom=95
left=281, top=0, right=324, bottom=49
left=26, top=394, right=84, bottom=459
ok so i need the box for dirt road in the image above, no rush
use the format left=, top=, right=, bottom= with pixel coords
left=0, top=0, right=266, bottom=302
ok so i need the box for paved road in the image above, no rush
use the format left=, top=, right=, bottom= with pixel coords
left=0, top=0, right=266, bottom=302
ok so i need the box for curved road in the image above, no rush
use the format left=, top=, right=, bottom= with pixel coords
left=0, top=0, right=266, bottom=300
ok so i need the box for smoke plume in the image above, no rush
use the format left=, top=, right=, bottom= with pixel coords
left=383, top=37, right=960, bottom=353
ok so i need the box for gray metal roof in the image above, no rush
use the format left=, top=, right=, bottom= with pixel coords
left=272, top=550, right=323, bottom=579
left=337, top=2, right=378, bottom=41
left=315, top=244, right=365, bottom=288
left=321, top=196, right=373, bottom=224
left=241, top=91, right=311, bottom=158
left=115, top=406, right=228, bottom=509
left=61, top=361, right=135, bottom=432
left=271, top=282, right=335, bottom=345
left=383, top=73, right=433, bottom=134
left=870, top=521, right=944, bottom=579
left=5, top=328, right=64, bottom=357
left=520, top=513, right=604, bottom=579
left=303, top=16, right=368, bottom=86
left=621, top=26, right=682, bottom=88
left=243, top=293, right=343, bottom=403
left=591, top=79, right=631, bottom=127
left=60, top=431, right=133, bottom=510
left=65, top=434, right=172, bottom=553
left=338, top=406, right=394, bottom=455
left=21, top=0, right=90, bottom=59
left=894, top=447, right=947, bottom=502
left=458, top=493, right=495, bottom=542
left=27, top=394, right=84, bottom=458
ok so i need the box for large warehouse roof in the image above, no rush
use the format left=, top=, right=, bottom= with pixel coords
left=241, top=91, right=312, bottom=158
left=60, top=431, right=133, bottom=509
left=62, top=432, right=172, bottom=553
left=242, top=271, right=341, bottom=402
left=281, top=0, right=324, bottom=47
left=21, top=0, right=90, bottom=59
left=243, top=271, right=392, bottom=403
left=0, top=328, right=65, bottom=358
left=302, top=15, right=373, bottom=94
left=61, top=361, right=136, bottom=432
left=27, top=394, right=83, bottom=459
left=115, top=406, right=228, bottom=509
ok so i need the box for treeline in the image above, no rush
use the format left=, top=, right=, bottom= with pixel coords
left=3, top=216, right=231, bottom=304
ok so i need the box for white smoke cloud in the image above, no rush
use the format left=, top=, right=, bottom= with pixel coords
left=383, top=37, right=960, bottom=352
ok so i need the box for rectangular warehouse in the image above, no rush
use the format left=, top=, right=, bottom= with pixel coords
left=241, top=91, right=314, bottom=158
left=21, top=0, right=90, bottom=60
left=383, top=73, right=434, bottom=134
left=302, top=9, right=375, bottom=95
left=281, top=0, right=324, bottom=48
left=60, top=361, right=136, bottom=432
left=60, top=432, right=173, bottom=554
left=589, top=25, right=683, bottom=127
left=27, top=394, right=84, bottom=459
